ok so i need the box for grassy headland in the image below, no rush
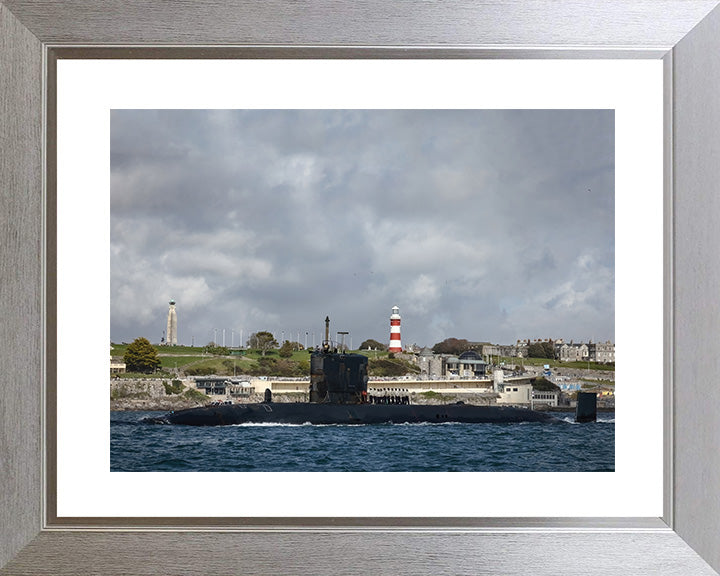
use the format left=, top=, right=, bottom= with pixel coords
left=111, top=343, right=422, bottom=379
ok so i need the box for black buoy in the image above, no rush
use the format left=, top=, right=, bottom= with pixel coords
left=264, top=388, right=273, bottom=403
left=575, top=392, right=597, bottom=423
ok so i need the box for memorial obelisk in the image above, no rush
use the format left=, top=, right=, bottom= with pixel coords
left=166, top=300, right=178, bottom=346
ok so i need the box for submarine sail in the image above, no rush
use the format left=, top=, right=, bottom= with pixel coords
left=309, top=316, right=369, bottom=404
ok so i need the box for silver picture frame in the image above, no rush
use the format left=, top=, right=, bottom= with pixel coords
left=2, top=1, right=720, bottom=574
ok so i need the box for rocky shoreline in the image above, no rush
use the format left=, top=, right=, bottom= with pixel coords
left=110, top=379, right=209, bottom=411
left=111, top=379, right=504, bottom=411
left=110, top=376, right=613, bottom=412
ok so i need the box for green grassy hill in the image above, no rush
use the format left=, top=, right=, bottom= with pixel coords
left=111, top=342, right=414, bottom=379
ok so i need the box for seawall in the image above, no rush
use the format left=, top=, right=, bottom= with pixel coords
left=110, top=378, right=210, bottom=411
left=110, top=378, right=501, bottom=411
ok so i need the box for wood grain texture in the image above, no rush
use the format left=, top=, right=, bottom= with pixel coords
left=1, top=0, right=718, bottom=47
left=1, top=531, right=718, bottom=576
left=0, top=3, right=43, bottom=570
left=672, top=4, right=720, bottom=572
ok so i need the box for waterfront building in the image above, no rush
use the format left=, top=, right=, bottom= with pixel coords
left=194, top=376, right=255, bottom=397
left=497, top=382, right=532, bottom=405
left=532, top=390, right=560, bottom=407
left=388, top=305, right=402, bottom=353
left=110, top=356, right=126, bottom=375
left=166, top=299, right=178, bottom=346
left=445, top=350, right=488, bottom=378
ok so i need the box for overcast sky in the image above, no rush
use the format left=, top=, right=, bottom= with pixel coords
left=110, top=109, right=614, bottom=349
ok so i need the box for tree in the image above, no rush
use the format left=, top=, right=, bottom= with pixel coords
left=432, top=338, right=471, bottom=355
left=360, top=339, right=386, bottom=351
left=247, top=331, right=278, bottom=356
left=527, top=341, right=555, bottom=359
left=123, top=337, right=161, bottom=373
left=279, top=340, right=295, bottom=358
left=542, top=341, right=555, bottom=358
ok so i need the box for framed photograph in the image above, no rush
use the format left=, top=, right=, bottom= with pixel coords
left=60, top=60, right=649, bottom=519
left=2, top=2, right=720, bottom=575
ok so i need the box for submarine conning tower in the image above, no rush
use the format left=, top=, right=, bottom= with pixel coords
left=309, top=316, right=369, bottom=404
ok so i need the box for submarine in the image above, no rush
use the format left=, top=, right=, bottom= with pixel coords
left=159, top=316, right=566, bottom=427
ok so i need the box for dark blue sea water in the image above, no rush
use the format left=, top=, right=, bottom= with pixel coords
left=111, top=410, right=614, bottom=472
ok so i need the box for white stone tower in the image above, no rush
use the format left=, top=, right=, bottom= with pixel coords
left=388, top=305, right=402, bottom=353
left=166, top=299, right=178, bottom=346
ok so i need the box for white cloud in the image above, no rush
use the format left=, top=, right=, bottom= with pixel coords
left=110, top=109, right=614, bottom=346
left=405, top=274, right=441, bottom=314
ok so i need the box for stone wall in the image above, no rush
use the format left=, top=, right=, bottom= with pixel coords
left=110, top=378, right=211, bottom=411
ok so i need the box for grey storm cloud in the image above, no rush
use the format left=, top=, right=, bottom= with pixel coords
left=110, top=109, right=614, bottom=348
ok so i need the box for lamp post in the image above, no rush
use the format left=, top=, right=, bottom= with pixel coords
left=338, top=331, right=349, bottom=352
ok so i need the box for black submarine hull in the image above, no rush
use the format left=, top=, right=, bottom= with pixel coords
left=160, top=402, right=559, bottom=426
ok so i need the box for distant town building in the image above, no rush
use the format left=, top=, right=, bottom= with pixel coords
left=515, top=340, right=528, bottom=358
left=557, top=342, right=589, bottom=362
left=589, top=341, right=615, bottom=363
left=411, top=337, right=613, bottom=373
left=480, top=344, right=499, bottom=357
left=166, top=299, right=178, bottom=346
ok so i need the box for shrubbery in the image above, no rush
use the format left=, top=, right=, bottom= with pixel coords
left=184, top=366, right=215, bottom=376
left=162, top=380, right=185, bottom=395
left=247, top=357, right=306, bottom=377
left=530, top=376, right=560, bottom=391
left=203, top=344, right=230, bottom=355
left=368, top=357, right=420, bottom=377
left=183, top=388, right=211, bottom=403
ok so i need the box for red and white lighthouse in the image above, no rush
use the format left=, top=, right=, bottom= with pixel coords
left=388, top=305, right=402, bottom=353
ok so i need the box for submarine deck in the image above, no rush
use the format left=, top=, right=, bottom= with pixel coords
left=163, top=402, right=559, bottom=426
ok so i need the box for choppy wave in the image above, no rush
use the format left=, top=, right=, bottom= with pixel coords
left=111, top=410, right=614, bottom=472
left=229, top=422, right=310, bottom=427
left=140, top=416, right=171, bottom=425
left=228, top=421, right=466, bottom=428
left=560, top=416, right=615, bottom=424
